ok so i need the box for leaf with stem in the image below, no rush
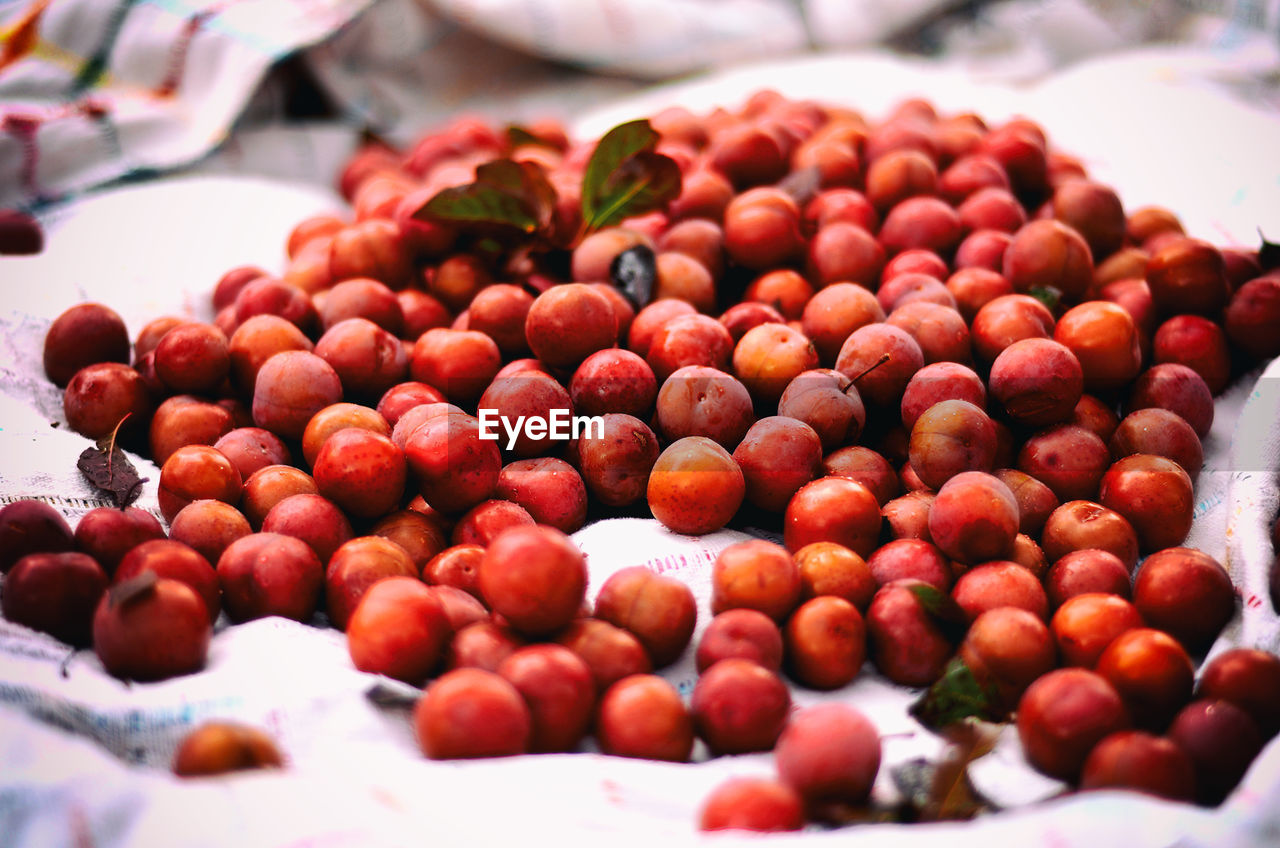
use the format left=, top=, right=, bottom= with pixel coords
left=580, top=120, right=681, bottom=234
left=412, top=158, right=557, bottom=248
left=77, top=415, right=147, bottom=508
left=910, top=655, right=1007, bottom=729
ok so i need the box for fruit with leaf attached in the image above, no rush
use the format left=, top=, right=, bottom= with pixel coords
left=866, top=579, right=956, bottom=687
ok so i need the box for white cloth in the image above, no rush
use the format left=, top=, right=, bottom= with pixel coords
left=1, top=517, right=1278, bottom=847
left=2, top=49, right=1280, bottom=848
left=3, top=0, right=1278, bottom=207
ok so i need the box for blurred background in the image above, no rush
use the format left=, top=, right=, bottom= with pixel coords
left=1, top=0, right=1278, bottom=209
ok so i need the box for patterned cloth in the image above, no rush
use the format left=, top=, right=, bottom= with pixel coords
left=0, top=0, right=379, bottom=207
left=3, top=0, right=1277, bottom=209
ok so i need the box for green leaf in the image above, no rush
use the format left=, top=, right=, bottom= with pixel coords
left=416, top=182, right=539, bottom=233
left=505, top=124, right=542, bottom=149
left=905, top=582, right=969, bottom=644
left=505, top=124, right=560, bottom=151
left=479, top=159, right=558, bottom=231
left=581, top=120, right=682, bottom=232
left=412, top=158, right=557, bottom=241
left=910, top=656, right=1006, bottom=729
left=582, top=120, right=659, bottom=215
left=1028, top=285, right=1062, bottom=313
left=593, top=151, right=681, bottom=231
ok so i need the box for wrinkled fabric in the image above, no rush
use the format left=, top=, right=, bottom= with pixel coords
left=2, top=0, right=1277, bottom=206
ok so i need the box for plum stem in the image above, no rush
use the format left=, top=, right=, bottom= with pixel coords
left=850, top=353, right=891, bottom=384
left=108, top=569, right=158, bottom=609
left=95, top=413, right=132, bottom=493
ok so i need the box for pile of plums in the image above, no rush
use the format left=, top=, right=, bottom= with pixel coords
left=5, top=89, right=1280, bottom=828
